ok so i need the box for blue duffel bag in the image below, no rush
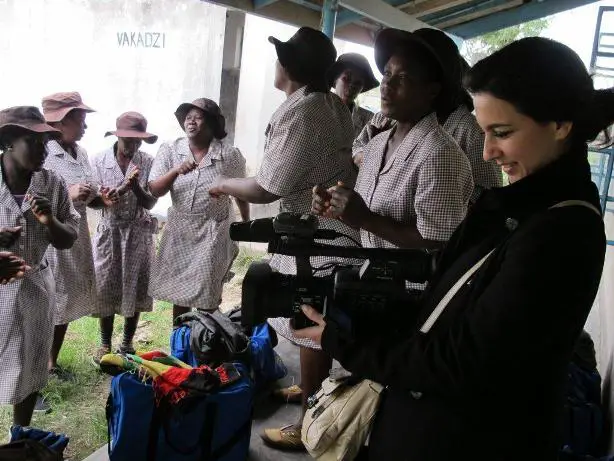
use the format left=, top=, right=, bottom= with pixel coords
left=106, top=363, right=253, bottom=461
left=171, top=325, right=199, bottom=368
left=249, top=323, right=287, bottom=387
left=171, top=323, right=286, bottom=388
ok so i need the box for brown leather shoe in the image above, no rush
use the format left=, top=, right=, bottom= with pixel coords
left=261, top=424, right=305, bottom=451
left=271, top=384, right=302, bottom=404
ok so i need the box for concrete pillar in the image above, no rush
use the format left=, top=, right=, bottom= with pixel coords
left=219, top=9, right=245, bottom=145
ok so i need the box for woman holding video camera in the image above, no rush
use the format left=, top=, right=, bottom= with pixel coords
left=298, top=37, right=609, bottom=461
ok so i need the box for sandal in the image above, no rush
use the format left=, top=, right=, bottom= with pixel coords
left=91, top=345, right=112, bottom=367
left=117, top=345, right=136, bottom=355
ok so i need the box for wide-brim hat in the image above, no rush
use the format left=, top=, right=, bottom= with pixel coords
left=268, top=27, right=337, bottom=83
left=174, top=98, right=227, bottom=139
left=374, top=28, right=462, bottom=91
left=327, top=53, right=379, bottom=93
left=105, top=111, right=158, bottom=144
left=41, top=91, right=95, bottom=123
left=0, top=106, right=61, bottom=138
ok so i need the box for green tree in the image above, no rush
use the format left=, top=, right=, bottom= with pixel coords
left=463, top=18, right=551, bottom=65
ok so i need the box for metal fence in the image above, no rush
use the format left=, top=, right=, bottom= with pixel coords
left=589, top=146, right=614, bottom=245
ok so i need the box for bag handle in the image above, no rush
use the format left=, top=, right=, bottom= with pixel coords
left=419, top=200, right=600, bottom=334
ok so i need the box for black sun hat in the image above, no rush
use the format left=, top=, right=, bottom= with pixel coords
left=174, top=98, right=227, bottom=139
left=269, top=27, right=337, bottom=84
left=375, top=28, right=463, bottom=92
left=327, top=53, right=379, bottom=93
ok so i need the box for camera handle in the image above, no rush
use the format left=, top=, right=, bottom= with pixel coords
left=295, top=255, right=313, bottom=278
left=268, top=239, right=437, bottom=284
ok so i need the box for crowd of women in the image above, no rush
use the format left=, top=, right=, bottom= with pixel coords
left=0, top=22, right=611, bottom=460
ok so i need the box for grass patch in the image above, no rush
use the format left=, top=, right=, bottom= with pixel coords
left=233, top=245, right=266, bottom=275
left=0, top=248, right=266, bottom=459
left=0, top=302, right=172, bottom=460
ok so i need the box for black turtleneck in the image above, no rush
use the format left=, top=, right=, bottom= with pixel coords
left=484, top=149, right=600, bottom=220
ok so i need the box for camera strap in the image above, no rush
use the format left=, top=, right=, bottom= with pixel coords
left=419, top=200, right=601, bottom=334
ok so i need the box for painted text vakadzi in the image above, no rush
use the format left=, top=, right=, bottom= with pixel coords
left=117, top=32, right=166, bottom=48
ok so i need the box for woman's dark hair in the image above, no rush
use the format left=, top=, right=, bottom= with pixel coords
left=458, top=58, right=474, bottom=111
left=284, top=63, right=329, bottom=94
left=465, top=37, right=614, bottom=146
left=0, top=127, right=31, bottom=152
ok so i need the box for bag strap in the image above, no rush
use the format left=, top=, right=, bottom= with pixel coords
left=549, top=200, right=601, bottom=217
left=419, top=199, right=600, bottom=334
left=105, top=393, right=114, bottom=458
left=420, top=250, right=494, bottom=333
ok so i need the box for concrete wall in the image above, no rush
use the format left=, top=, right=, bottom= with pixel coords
left=0, top=0, right=227, bottom=218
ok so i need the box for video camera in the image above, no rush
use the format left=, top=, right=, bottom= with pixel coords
left=230, top=212, right=438, bottom=337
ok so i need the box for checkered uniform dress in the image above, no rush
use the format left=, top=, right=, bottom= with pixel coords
left=356, top=112, right=473, bottom=250
left=91, top=147, right=156, bottom=317
left=148, top=138, right=245, bottom=311
left=0, top=163, right=80, bottom=404
left=44, top=140, right=96, bottom=324
left=443, top=104, right=502, bottom=202
left=351, top=104, right=374, bottom=139
left=352, top=111, right=393, bottom=161
left=353, top=106, right=501, bottom=203
left=257, top=87, right=361, bottom=349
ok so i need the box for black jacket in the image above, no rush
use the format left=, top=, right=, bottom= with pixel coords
left=322, top=151, right=606, bottom=461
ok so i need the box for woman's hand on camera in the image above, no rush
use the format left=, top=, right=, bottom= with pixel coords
left=312, top=185, right=332, bottom=216
left=293, top=305, right=326, bottom=345
left=327, top=182, right=370, bottom=228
